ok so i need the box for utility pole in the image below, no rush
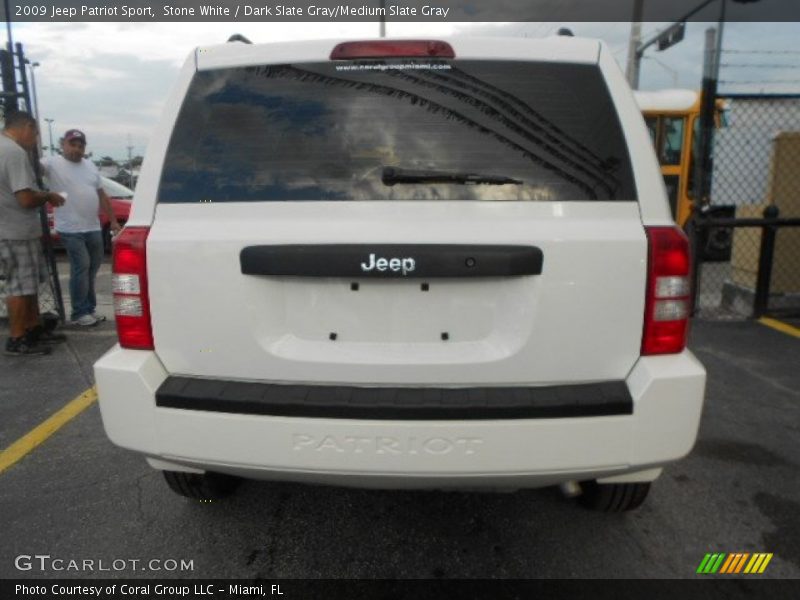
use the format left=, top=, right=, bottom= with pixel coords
left=693, top=27, right=720, bottom=208
left=4, top=0, right=13, bottom=53
left=3, top=0, right=15, bottom=114
left=628, top=0, right=720, bottom=90
left=625, top=0, right=644, bottom=88
left=713, top=0, right=726, bottom=81
left=629, top=0, right=754, bottom=90
left=44, top=117, right=54, bottom=155
left=692, top=0, right=729, bottom=210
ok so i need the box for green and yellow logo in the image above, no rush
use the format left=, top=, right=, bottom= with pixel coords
left=697, top=553, right=773, bottom=575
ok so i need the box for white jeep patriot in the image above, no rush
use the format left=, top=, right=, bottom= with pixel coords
left=94, top=36, right=706, bottom=511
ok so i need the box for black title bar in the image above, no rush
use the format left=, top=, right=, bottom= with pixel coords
left=2, top=0, right=798, bottom=23
left=1, top=578, right=794, bottom=599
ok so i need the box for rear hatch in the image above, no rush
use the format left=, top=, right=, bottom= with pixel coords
left=145, top=40, right=647, bottom=386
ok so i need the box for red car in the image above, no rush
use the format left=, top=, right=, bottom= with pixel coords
left=46, top=176, right=133, bottom=251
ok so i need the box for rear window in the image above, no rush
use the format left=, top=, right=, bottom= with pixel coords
left=159, top=59, right=636, bottom=203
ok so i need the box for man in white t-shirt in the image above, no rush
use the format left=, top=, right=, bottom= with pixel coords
left=42, top=129, right=121, bottom=326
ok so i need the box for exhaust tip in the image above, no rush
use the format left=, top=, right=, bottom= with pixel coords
left=559, top=481, right=582, bottom=498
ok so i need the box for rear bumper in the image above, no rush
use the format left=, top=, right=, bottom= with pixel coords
left=94, top=347, right=705, bottom=489
left=155, top=377, right=633, bottom=420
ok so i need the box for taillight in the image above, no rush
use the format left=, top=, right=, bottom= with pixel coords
left=330, top=40, right=455, bottom=60
left=642, top=226, right=691, bottom=355
left=112, top=226, right=153, bottom=350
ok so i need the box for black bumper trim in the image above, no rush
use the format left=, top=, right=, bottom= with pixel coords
left=155, top=377, right=632, bottom=420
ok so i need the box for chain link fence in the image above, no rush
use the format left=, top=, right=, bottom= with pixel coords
left=693, top=94, right=800, bottom=320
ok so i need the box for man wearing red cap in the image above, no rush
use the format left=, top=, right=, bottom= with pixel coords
left=42, top=129, right=121, bottom=327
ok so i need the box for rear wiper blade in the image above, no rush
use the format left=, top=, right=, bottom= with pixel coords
left=382, top=166, right=522, bottom=186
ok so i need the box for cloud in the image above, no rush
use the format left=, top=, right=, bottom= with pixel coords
left=17, top=21, right=385, bottom=156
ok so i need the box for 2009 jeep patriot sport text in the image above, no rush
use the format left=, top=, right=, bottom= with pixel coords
left=94, top=36, right=706, bottom=511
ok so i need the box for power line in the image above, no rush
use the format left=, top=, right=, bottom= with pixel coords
left=722, top=49, right=800, bottom=55
left=719, top=79, right=800, bottom=85
left=721, top=63, right=800, bottom=69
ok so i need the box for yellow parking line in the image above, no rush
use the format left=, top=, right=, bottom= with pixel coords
left=758, top=317, right=800, bottom=339
left=0, top=387, right=97, bottom=476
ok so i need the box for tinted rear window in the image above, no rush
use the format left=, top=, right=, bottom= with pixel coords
left=159, top=59, right=636, bottom=203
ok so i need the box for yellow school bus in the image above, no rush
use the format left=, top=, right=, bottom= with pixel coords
left=634, top=89, right=703, bottom=227
left=636, top=90, right=733, bottom=260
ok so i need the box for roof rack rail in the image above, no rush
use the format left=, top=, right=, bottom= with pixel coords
left=227, top=34, right=252, bottom=44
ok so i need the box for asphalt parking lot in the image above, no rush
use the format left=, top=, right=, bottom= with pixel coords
left=0, top=257, right=798, bottom=580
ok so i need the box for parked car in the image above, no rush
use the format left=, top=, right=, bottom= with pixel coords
left=94, top=36, right=706, bottom=510
left=45, top=176, right=133, bottom=251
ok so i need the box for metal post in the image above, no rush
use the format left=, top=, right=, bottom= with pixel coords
left=692, top=28, right=718, bottom=207
left=714, top=0, right=726, bottom=78
left=27, top=60, right=39, bottom=122
left=753, top=205, right=779, bottom=318
left=36, top=192, right=66, bottom=323
left=26, top=60, right=43, bottom=158
left=45, top=117, right=54, bottom=155
left=3, top=0, right=15, bottom=116
left=626, top=0, right=644, bottom=88
left=4, top=0, right=14, bottom=55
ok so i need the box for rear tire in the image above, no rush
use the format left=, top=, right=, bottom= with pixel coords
left=578, top=480, right=651, bottom=512
left=162, top=470, right=240, bottom=500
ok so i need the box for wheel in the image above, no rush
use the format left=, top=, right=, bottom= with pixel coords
left=577, top=481, right=651, bottom=512
left=162, top=470, right=240, bottom=500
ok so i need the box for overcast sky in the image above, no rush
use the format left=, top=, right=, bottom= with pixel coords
left=10, top=20, right=800, bottom=160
